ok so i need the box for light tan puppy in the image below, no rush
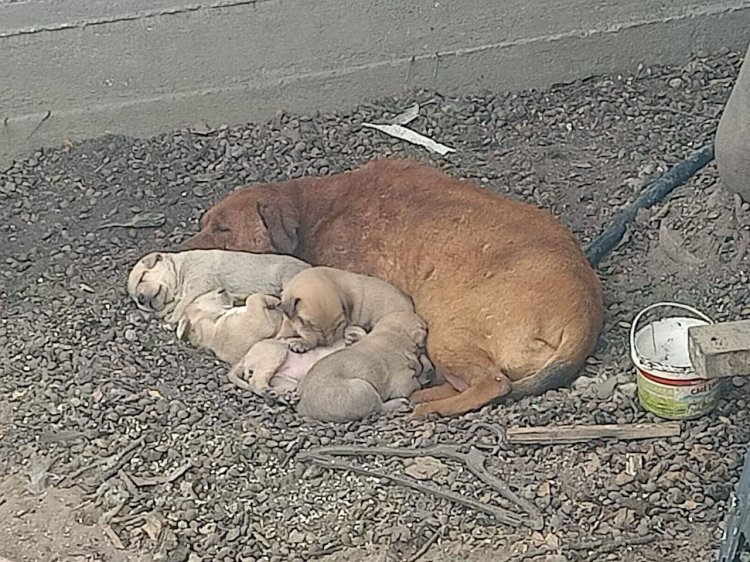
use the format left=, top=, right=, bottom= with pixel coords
left=226, top=337, right=352, bottom=396
left=296, top=311, right=432, bottom=422
left=127, top=249, right=309, bottom=325
left=278, top=266, right=414, bottom=352
left=176, top=290, right=283, bottom=364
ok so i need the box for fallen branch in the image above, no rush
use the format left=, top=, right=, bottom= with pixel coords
left=298, top=443, right=543, bottom=529
left=409, top=527, right=443, bottom=562
left=128, top=461, right=192, bottom=487
left=505, top=422, right=680, bottom=445
left=62, top=436, right=145, bottom=486
left=302, top=454, right=522, bottom=526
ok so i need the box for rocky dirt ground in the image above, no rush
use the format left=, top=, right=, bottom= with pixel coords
left=2, top=50, right=750, bottom=562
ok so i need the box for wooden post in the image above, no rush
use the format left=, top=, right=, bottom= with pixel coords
left=688, top=320, right=750, bottom=379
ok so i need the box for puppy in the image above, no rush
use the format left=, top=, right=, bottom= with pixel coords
left=183, top=159, right=603, bottom=417
left=176, top=290, right=283, bottom=364
left=278, top=266, right=414, bottom=352
left=295, top=311, right=432, bottom=422
left=227, top=337, right=350, bottom=396
left=127, top=249, right=309, bottom=324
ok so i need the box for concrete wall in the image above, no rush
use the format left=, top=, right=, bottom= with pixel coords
left=1, top=0, right=750, bottom=164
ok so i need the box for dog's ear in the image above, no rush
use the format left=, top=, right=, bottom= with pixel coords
left=142, top=252, right=163, bottom=269
left=280, top=297, right=301, bottom=319
left=261, top=295, right=281, bottom=310
left=176, top=317, right=190, bottom=341
left=257, top=197, right=299, bottom=254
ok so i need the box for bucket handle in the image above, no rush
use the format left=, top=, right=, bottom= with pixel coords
left=629, top=302, right=714, bottom=359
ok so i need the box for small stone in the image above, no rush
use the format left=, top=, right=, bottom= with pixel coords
left=668, top=77, right=684, bottom=88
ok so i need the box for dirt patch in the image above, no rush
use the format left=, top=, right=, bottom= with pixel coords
left=0, top=476, right=149, bottom=562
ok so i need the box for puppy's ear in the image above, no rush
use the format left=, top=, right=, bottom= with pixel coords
left=142, top=252, right=163, bottom=269
left=257, top=197, right=299, bottom=254
left=261, top=295, right=281, bottom=310
left=176, top=317, right=190, bottom=341
left=280, top=297, right=300, bottom=319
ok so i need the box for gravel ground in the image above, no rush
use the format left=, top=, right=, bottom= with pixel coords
left=2, top=50, right=750, bottom=562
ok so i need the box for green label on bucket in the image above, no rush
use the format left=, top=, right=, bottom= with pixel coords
left=637, top=372, right=720, bottom=420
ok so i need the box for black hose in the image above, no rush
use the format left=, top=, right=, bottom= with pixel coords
left=585, top=143, right=715, bottom=268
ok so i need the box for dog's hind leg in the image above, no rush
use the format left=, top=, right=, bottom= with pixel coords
left=410, top=383, right=460, bottom=404
left=410, top=371, right=511, bottom=418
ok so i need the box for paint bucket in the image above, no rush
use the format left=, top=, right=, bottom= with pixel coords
left=630, top=302, right=721, bottom=420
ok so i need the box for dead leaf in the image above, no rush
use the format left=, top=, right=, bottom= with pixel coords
left=615, top=472, right=635, bottom=486
left=130, top=461, right=192, bottom=487
left=142, top=512, right=164, bottom=541
left=102, top=524, right=125, bottom=549
left=582, top=454, right=602, bottom=477
left=658, top=222, right=702, bottom=266
left=403, top=457, right=445, bottom=481
left=680, top=499, right=699, bottom=510
left=544, top=533, right=561, bottom=549
left=537, top=482, right=551, bottom=497
left=595, top=376, right=618, bottom=399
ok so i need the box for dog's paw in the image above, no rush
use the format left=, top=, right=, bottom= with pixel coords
left=262, top=387, right=280, bottom=401
left=344, top=326, right=366, bottom=346
left=382, top=397, right=412, bottom=414
left=288, top=340, right=312, bottom=353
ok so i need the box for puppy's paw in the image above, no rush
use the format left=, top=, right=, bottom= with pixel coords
left=262, top=387, right=280, bottom=401
left=288, top=340, right=312, bottom=353
left=344, top=326, right=367, bottom=346
left=382, top=397, right=412, bottom=414
left=247, top=378, right=271, bottom=397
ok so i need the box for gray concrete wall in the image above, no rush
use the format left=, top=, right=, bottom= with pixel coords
left=1, top=0, right=750, bottom=165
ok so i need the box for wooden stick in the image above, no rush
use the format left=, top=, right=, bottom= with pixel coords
left=505, top=422, right=680, bottom=445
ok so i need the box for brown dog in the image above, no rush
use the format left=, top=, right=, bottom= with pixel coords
left=278, top=266, right=414, bottom=352
left=184, top=158, right=603, bottom=417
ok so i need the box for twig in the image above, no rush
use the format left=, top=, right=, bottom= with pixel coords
left=409, top=527, right=442, bottom=562
left=641, top=105, right=698, bottom=119
left=299, top=444, right=542, bottom=529
left=281, top=435, right=308, bottom=469
left=510, top=534, right=657, bottom=562
left=307, top=542, right=343, bottom=558
left=304, top=453, right=522, bottom=525
left=505, top=422, right=680, bottom=445
left=63, top=436, right=145, bottom=486
left=569, top=534, right=656, bottom=557
left=730, top=231, right=749, bottom=270
left=26, top=110, right=51, bottom=140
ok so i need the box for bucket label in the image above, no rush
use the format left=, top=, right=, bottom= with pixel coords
left=637, top=373, right=720, bottom=420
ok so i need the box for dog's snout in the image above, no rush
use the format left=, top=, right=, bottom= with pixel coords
left=136, top=295, right=147, bottom=306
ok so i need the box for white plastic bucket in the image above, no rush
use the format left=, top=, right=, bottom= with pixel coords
left=630, top=302, right=721, bottom=420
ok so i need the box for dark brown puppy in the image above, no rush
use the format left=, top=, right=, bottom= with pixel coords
left=184, top=158, right=603, bottom=417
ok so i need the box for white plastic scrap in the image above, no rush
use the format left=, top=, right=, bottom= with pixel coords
left=362, top=122, right=456, bottom=156
left=391, top=103, right=420, bottom=125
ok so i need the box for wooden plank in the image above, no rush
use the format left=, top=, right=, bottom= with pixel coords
left=505, top=422, right=681, bottom=445
left=688, top=320, right=750, bottom=379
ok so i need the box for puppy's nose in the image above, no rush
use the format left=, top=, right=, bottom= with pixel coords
left=136, top=295, right=148, bottom=306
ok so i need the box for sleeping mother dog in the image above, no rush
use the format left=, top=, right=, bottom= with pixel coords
left=183, top=158, right=603, bottom=417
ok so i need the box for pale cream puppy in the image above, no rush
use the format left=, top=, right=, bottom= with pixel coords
left=127, top=249, right=309, bottom=325
left=176, top=290, right=282, bottom=364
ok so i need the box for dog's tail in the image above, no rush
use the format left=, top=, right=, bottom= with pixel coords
left=507, top=326, right=598, bottom=400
